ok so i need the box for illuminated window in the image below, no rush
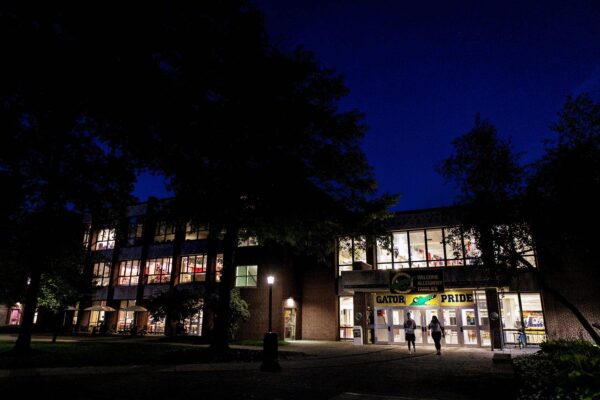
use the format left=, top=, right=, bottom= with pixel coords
left=117, top=300, right=136, bottom=332
left=145, top=257, right=172, bottom=284
left=500, top=292, right=545, bottom=344
left=91, top=228, right=115, bottom=251
left=180, top=254, right=207, bottom=283
left=337, top=236, right=366, bottom=275
left=215, top=254, right=223, bottom=282
left=409, top=230, right=426, bottom=267
left=339, top=296, right=354, bottom=340
left=154, top=221, right=176, bottom=243
left=444, top=227, right=464, bottom=266
left=88, top=300, right=107, bottom=328
left=83, top=224, right=91, bottom=248
left=235, top=265, right=258, bottom=287
left=185, top=222, right=208, bottom=241
left=183, top=305, right=204, bottom=336
left=426, top=229, right=445, bottom=267
left=238, top=236, right=259, bottom=247
left=514, top=235, right=537, bottom=268
left=463, top=230, right=481, bottom=264
left=92, top=262, right=111, bottom=286
left=118, top=260, right=141, bottom=286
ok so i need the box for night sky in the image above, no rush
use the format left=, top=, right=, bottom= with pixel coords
left=134, top=1, right=600, bottom=211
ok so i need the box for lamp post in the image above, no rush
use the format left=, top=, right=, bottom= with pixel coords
left=267, top=275, right=274, bottom=332
left=261, top=275, right=281, bottom=371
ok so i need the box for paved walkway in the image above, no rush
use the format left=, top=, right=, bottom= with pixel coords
left=0, top=336, right=537, bottom=399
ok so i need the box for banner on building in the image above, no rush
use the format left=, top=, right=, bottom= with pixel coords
left=390, top=271, right=444, bottom=294
left=374, top=290, right=475, bottom=307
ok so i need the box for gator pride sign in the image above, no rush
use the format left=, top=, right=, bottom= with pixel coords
left=374, top=290, right=475, bottom=307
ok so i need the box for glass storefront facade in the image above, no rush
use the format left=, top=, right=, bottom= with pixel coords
left=500, top=292, right=546, bottom=345
left=371, top=289, right=490, bottom=347
left=341, top=289, right=545, bottom=347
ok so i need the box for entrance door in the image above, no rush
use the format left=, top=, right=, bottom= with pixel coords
left=406, top=308, right=439, bottom=345
left=284, top=308, right=296, bottom=340
left=409, top=309, right=425, bottom=344
left=442, top=309, right=460, bottom=345
left=389, top=309, right=405, bottom=343
left=460, top=308, right=479, bottom=345
left=375, top=308, right=389, bottom=343
left=374, top=308, right=405, bottom=344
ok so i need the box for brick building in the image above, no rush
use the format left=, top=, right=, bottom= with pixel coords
left=3, top=200, right=597, bottom=348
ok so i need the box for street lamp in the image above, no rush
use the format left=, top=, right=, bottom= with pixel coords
left=261, top=275, right=281, bottom=372
left=267, top=275, right=274, bottom=332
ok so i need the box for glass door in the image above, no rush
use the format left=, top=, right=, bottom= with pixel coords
left=375, top=308, right=406, bottom=344
left=424, top=309, right=440, bottom=345
left=284, top=308, right=296, bottom=340
left=442, top=309, right=460, bottom=345
left=407, top=309, right=426, bottom=344
left=375, top=308, right=390, bottom=344
left=389, top=309, right=405, bottom=343
left=460, top=308, right=479, bottom=345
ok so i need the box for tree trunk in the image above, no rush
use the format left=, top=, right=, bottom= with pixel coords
left=202, top=234, right=218, bottom=340
left=52, top=312, right=62, bottom=344
left=210, top=224, right=237, bottom=353
left=14, top=267, right=42, bottom=354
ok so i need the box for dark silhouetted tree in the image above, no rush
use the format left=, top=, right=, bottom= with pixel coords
left=439, top=113, right=600, bottom=345
left=0, top=6, right=137, bottom=353
left=527, top=93, right=600, bottom=344
left=110, top=4, right=397, bottom=350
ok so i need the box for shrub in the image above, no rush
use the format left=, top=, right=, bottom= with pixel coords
left=514, top=339, right=600, bottom=400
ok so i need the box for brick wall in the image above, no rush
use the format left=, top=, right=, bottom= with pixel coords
left=542, top=260, right=600, bottom=341
left=300, top=263, right=338, bottom=340
left=236, top=250, right=301, bottom=340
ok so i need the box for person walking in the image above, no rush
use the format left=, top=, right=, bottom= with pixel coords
left=428, top=315, right=445, bottom=355
left=404, top=312, right=417, bottom=354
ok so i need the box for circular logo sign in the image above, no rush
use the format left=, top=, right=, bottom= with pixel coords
left=390, top=272, right=413, bottom=294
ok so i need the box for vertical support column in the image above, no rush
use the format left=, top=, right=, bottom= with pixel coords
left=134, top=199, right=156, bottom=332
left=353, top=293, right=368, bottom=344
left=485, top=288, right=503, bottom=350
left=106, top=217, right=128, bottom=332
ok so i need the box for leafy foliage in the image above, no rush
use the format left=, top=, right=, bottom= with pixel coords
left=438, top=116, right=532, bottom=276
left=528, top=93, right=600, bottom=262
left=228, top=288, right=250, bottom=340
left=146, top=287, right=204, bottom=326
left=514, top=339, right=600, bottom=400
left=439, top=102, right=600, bottom=345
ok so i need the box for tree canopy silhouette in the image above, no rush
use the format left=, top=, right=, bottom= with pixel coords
left=1, top=1, right=397, bottom=352
left=439, top=107, right=600, bottom=345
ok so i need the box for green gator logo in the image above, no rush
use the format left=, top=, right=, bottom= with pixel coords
left=390, top=272, right=413, bottom=294
left=411, top=294, right=437, bottom=306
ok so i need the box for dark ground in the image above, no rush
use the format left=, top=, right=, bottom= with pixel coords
left=0, top=338, right=532, bottom=399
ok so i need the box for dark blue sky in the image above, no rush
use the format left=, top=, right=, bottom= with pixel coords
left=134, top=0, right=600, bottom=211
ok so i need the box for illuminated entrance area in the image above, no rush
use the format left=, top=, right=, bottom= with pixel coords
left=374, top=290, right=490, bottom=347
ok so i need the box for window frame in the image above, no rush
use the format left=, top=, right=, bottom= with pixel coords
left=154, top=220, right=176, bottom=243
left=117, top=260, right=141, bottom=286
left=91, top=228, right=116, bottom=251
left=144, top=257, right=172, bottom=284
left=179, top=254, right=207, bottom=283
left=92, top=262, right=111, bottom=287
left=235, top=265, right=258, bottom=288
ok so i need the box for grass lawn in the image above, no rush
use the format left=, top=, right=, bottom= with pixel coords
left=0, top=339, right=300, bottom=369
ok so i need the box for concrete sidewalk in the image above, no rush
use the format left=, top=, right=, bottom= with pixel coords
left=0, top=339, right=534, bottom=399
